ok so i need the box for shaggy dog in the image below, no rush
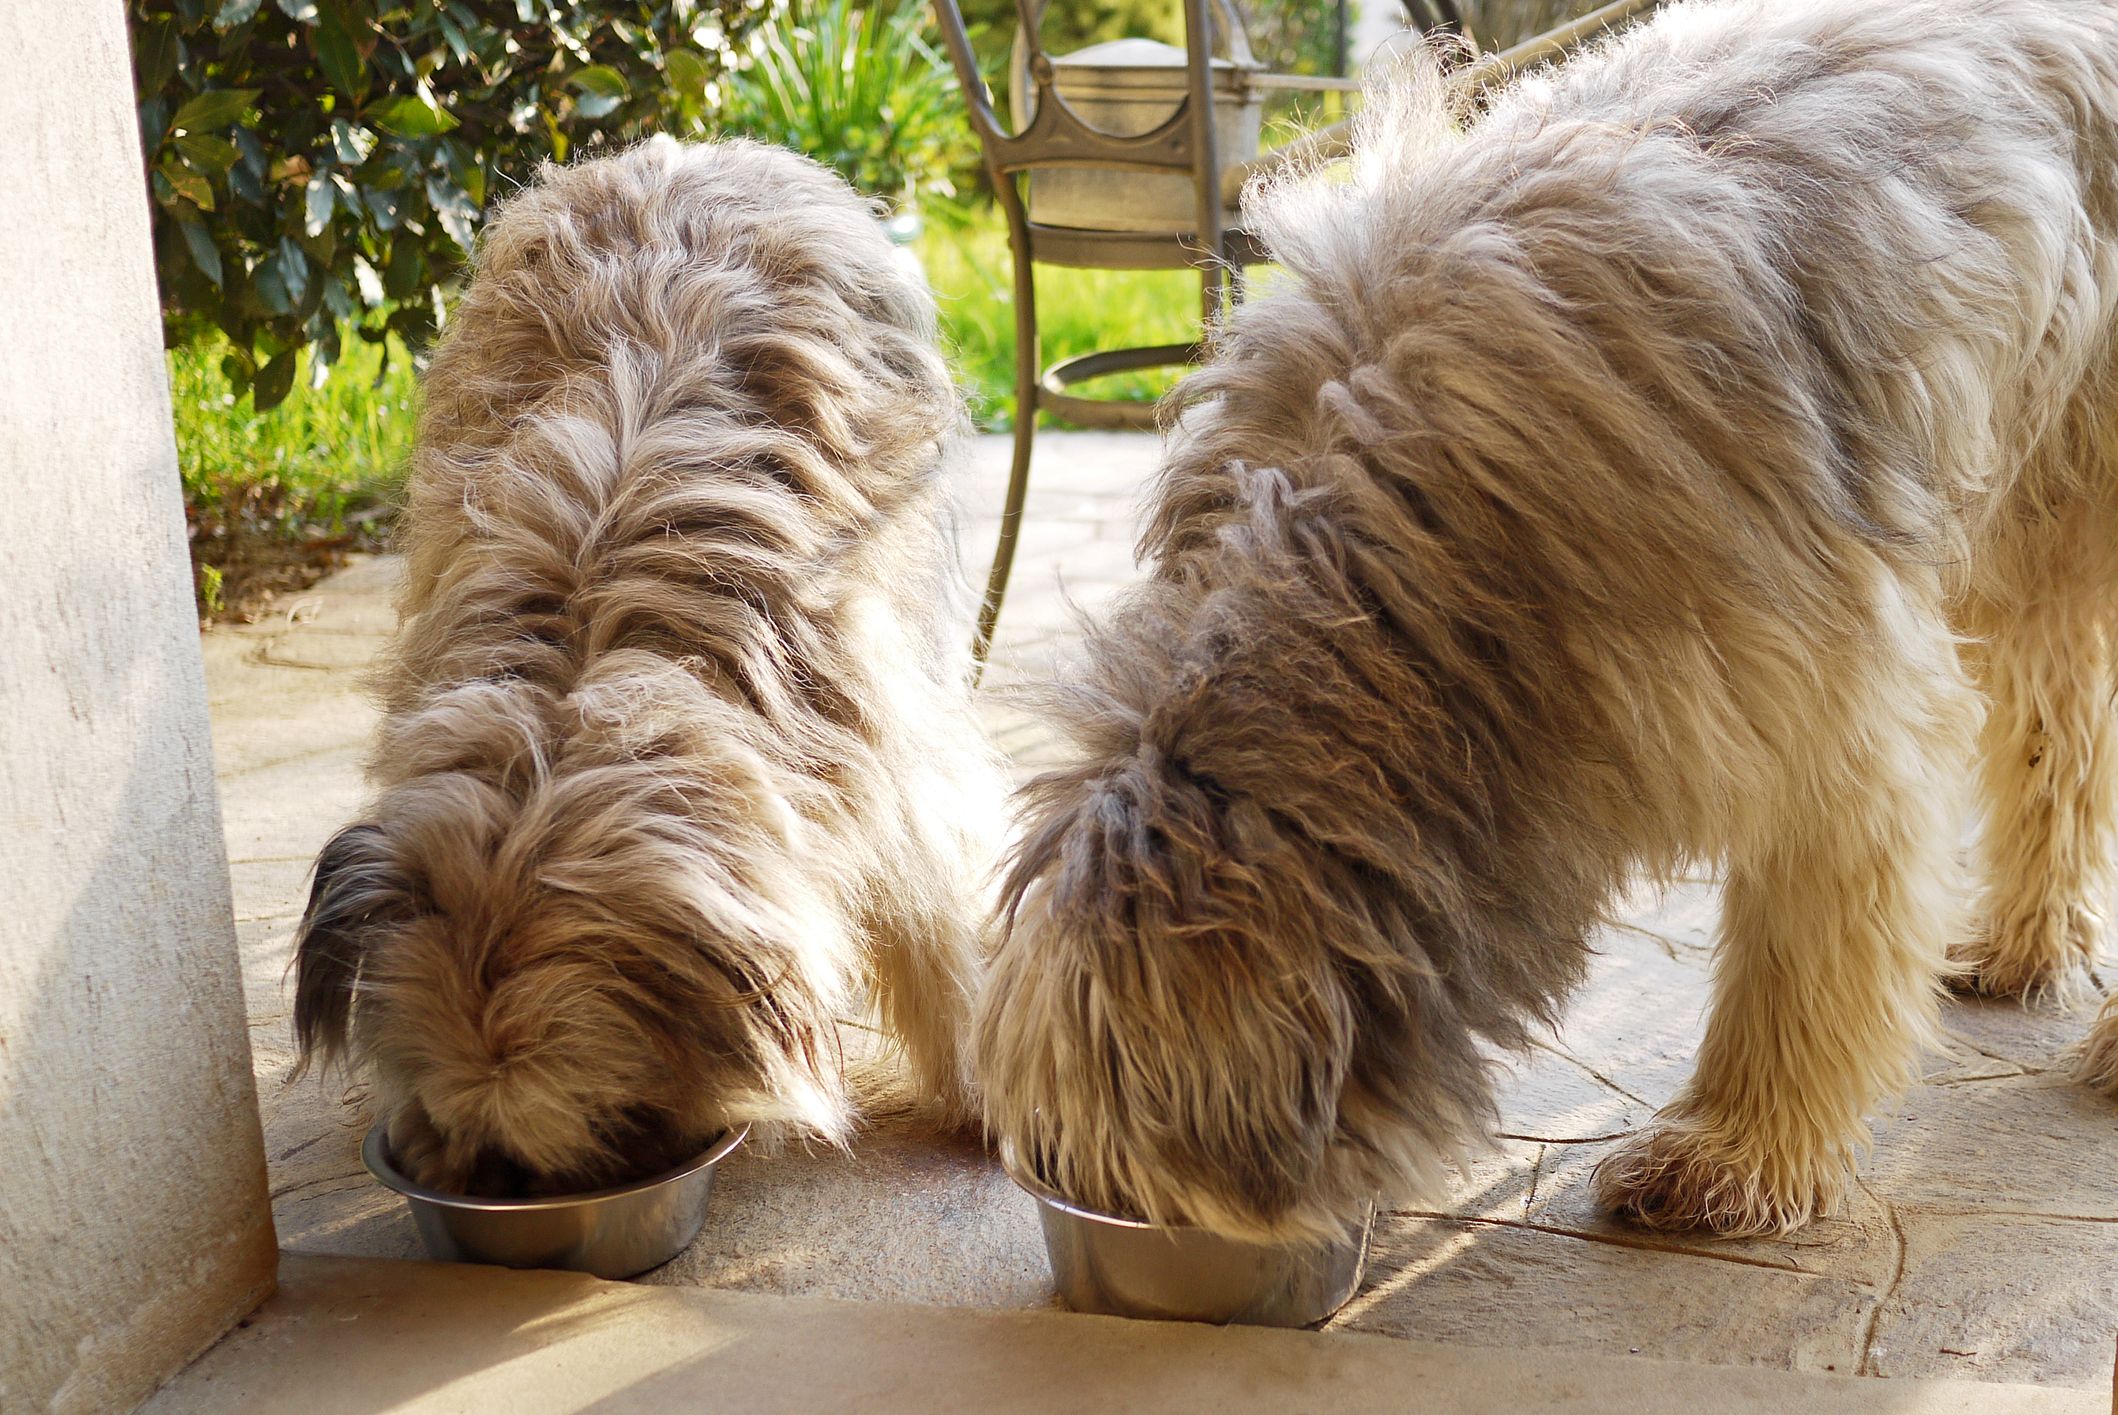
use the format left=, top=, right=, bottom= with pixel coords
left=292, top=138, right=1003, bottom=1195
left=976, top=0, right=2118, bottom=1242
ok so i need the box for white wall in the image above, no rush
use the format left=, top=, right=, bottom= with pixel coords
left=0, top=2, right=277, bottom=1411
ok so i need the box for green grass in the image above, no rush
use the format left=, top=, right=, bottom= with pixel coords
left=919, top=214, right=1207, bottom=427
left=169, top=329, right=418, bottom=618
left=167, top=210, right=1198, bottom=613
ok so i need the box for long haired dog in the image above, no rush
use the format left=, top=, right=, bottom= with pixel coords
left=977, top=0, right=2118, bottom=1242
left=292, top=139, right=1002, bottom=1194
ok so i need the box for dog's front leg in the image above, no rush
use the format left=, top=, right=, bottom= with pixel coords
left=1954, top=514, right=2118, bottom=1004
left=1596, top=596, right=1976, bottom=1235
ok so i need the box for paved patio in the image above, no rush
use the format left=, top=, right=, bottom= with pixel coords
left=205, top=431, right=2118, bottom=1394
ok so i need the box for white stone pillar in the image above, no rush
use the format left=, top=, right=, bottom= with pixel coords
left=0, top=2, right=278, bottom=1411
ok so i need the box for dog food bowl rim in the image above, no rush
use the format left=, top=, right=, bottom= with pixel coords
left=1001, top=1139, right=1307, bottom=1238
left=361, top=1121, right=748, bottom=1212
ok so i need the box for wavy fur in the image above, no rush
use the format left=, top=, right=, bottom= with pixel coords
left=978, top=0, right=2118, bottom=1242
left=293, top=138, right=1005, bottom=1195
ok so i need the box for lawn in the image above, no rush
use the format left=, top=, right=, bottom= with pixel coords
left=171, top=330, right=418, bottom=621
left=922, top=215, right=1206, bottom=425
left=167, top=210, right=1204, bottom=615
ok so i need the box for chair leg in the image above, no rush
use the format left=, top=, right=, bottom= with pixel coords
left=972, top=237, right=1040, bottom=679
left=1198, top=265, right=1225, bottom=326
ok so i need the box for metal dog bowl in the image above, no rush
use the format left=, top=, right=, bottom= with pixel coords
left=1006, top=1152, right=1372, bottom=1327
left=362, top=1122, right=747, bottom=1280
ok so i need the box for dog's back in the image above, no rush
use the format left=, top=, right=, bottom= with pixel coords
left=294, top=140, right=997, bottom=1194
left=977, top=0, right=2118, bottom=1243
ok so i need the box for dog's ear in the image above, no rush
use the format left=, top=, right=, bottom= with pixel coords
left=292, top=822, right=411, bottom=1075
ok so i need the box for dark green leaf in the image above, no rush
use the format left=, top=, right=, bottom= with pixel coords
left=665, top=47, right=708, bottom=95
left=160, top=161, right=215, bottom=211
left=363, top=185, right=403, bottom=230
left=277, top=235, right=311, bottom=309
left=276, top=0, right=320, bottom=20
left=387, top=301, right=437, bottom=346
left=568, top=64, right=629, bottom=98
left=220, top=352, right=254, bottom=395
left=568, top=64, right=629, bottom=119
left=382, top=237, right=423, bottom=299
left=178, top=218, right=223, bottom=286
left=134, top=21, right=180, bottom=93
left=171, top=88, right=261, bottom=134
left=434, top=202, right=475, bottom=252
left=174, top=132, right=240, bottom=174
left=137, top=96, right=172, bottom=156
left=322, top=274, right=355, bottom=321
left=328, top=118, right=375, bottom=165
left=254, top=254, right=291, bottom=314
left=366, top=93, right=458, bottom=136
left=304, top=171, right=336, bottom=236
left=213, top=0, right=264, bottom=32
left=434, top=8, right=472, bottom=63
left=444, top=142, right=487, bottom=207
left=228, top=158, right=265, bottom=205
left=253, top=348, right=298, bottom=410
left=314, top=9, right=369, bottom=103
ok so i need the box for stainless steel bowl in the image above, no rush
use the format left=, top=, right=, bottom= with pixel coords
left=362, top=1123, right=747, bottom=1280
left=1006, top=1156, right=1372, bottom=1327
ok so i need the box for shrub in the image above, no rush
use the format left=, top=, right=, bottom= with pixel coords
left=130, top=0, right=780, bottom=407
left=721, top=0, right=972, bottom=211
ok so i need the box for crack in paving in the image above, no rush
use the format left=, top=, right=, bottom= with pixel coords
left=1496, top=1129, right=1637, bottom=1145
left=1853, top=1178, right=1906, bottom=1377
left=247, top=642, right=362, bottom=672
left=1605, top=919, right=1712, bottom=964
left=1936, top=1026, right=2046, bottom=1075
left=1522, top=1145, right=1546, bottom=1218
left=276, top=1132, right=332, bottom=1163
left=271, top=1169, right=368, bottom=1201
left=1380, top=1209, right=1825, bottom=1276
left=1895, top=1203, right=2118, bottom=1224
left=1527, top=1037, right=1655, bottom=1109
left=1927, top=1067, right=2033, bottom=1087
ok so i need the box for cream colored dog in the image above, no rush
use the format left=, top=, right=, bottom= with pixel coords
left=977, top=0, right=2118, bottom=1241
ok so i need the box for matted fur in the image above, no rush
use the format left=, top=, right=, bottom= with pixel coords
left=293, top=138, right=1005, bottom=1194
left=977, top=0, right=2118, bottom=1243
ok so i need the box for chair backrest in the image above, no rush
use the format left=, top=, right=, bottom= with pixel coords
left=930, top=0, right=1231, bottom=177
left=930, top=0, right=1229, bottom=252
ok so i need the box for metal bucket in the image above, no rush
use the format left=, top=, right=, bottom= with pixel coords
left=1027, top=36, right=1261, bottom=234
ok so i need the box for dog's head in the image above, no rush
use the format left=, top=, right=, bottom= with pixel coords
left=293, top=736, right=850, bottom=1197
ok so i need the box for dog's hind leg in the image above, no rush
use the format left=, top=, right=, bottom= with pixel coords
left=1598, top=583, right=1975, bottom=1235
left=1955, top=506, right=2118, bottom=1003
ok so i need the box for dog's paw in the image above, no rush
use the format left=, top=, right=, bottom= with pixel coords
left=2075, top=1000, right=2118, bottom=1097
left=1592, top=1123, right=1835, bottom=1237
left=1951, top=908, right=2099, bottom=1002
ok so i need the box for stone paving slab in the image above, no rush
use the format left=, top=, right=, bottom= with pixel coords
left=206, top=432, right=2118, bottom=1393
left=145, top=1254, right=2103, bottom=1415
